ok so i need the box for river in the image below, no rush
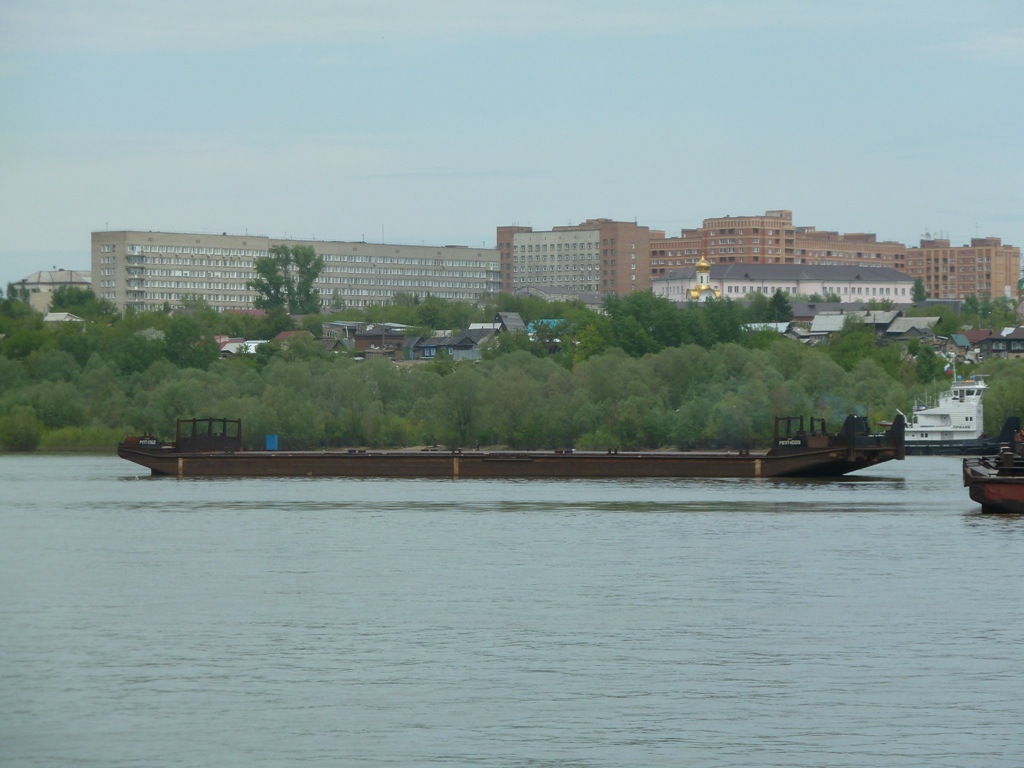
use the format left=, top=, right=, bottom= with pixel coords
left=1, top=454, right=1022, bottom=767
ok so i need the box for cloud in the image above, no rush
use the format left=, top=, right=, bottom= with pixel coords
left=0, top=0, right=886, bottom=55
left=954, top=28, right=1024, bottom=63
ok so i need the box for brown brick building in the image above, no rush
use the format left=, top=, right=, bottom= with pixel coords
left=501, top=210, right=1018, bottom=300
left=904, top=237, right=1020, bottom=300
left=649, top=210, right=907, bottom=284
left=498, top=219, right=652, bottom=294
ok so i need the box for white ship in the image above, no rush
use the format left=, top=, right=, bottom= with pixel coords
left=903, top=375, right=1019, bottom=455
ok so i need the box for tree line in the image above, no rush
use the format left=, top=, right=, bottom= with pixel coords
left=1, top=282, right=1022, bottom=452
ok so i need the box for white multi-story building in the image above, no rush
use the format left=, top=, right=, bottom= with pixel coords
left=92, top=231, right=501, bottom=312
left=653, top=264, right=915, bottom=302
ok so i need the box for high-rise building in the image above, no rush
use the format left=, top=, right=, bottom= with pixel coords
left=497, top=218, right=652, bottom=295
left=92, top=231, right=500, bottom=312
left=649, top=210, right=908, bottom=285
left=904, top=237, right=1021, bottom=300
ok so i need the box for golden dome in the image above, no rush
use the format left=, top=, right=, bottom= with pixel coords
left=695, top=257, right=711, bottom=272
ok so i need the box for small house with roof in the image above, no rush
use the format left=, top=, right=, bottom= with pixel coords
left=448, top=328, right=498, bottom=360
left=42, top=312, right=85, bottom=324
left=883, top=316, right=940, bottom=342
left=495, top=312, right=527, bottom=333
left=1004, top=327, right=1024, bottom=358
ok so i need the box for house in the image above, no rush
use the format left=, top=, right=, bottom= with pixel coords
left=884, top=316, right=940, bottom=341
left=413, top=335, right=455, bottom=360
left=986, top=326, right=1024, bottom=359
left=274, top=330, right=316, bottom=347
left=744, top=322, right=794, bottom=334
left=42, top=312, right=85, bottom=324
left=216, top=336, right=248, bottom=356
left=941, top=333, right=971, bottom=360
left=495, top=312, right=527, bottom=333
left=321, top=320, right=366, bottom=340
left=353, top=327, right=408, bottom=360
left=1004, top=327, right=1024, bottom=359
left=448, top=328, right=497, bottom=360
left=962, top=329, right=993, bottom=361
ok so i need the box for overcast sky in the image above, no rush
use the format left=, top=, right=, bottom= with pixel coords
left=1, top=0, right=1021, bottom=289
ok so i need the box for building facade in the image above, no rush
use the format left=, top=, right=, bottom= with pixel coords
left=93, top=231, right=500, bottom=312
left=653, top=264, right=915, bottom=303
left=904, top=237, right=1020, bottom=300
left=503, top=210, right=1017, bottom=303
left=497, top=218, right=652, bottom=295
left=648, top=210, right=909, bottom=285
left=12, top=269, right=92, bottom=313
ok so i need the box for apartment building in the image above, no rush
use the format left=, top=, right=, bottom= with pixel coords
left=649, top=210, right=908, bottom=284
left=497, top=219, right=652, bottom=295
left=92, top=231, right=500, bottom=312
left=904, top=237, right=1020, bottom=300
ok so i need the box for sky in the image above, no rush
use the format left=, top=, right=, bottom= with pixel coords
left=1, top=0, right=1022, bottom=290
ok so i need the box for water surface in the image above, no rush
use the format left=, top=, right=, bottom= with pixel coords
left=2, top=455, right=1022, bottom=766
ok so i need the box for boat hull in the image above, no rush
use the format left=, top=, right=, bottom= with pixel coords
left=118, top=414, right=905, bottom=480
left=905, top=417, right=1021, bottom=456
left=963, top=454, right=1024, bottom=513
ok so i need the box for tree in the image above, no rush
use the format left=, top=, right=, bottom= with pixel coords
left=247, top=249, right=291, bottom=311
left=0, top=405, right=42, bottom=451
left=289, top=244, right=324, bottom=314
left=49, top=286, right=119, bottom=322
left=745, top=291, right=771, bottom=323
left=827, top=316, right=877, bottom=372
left=164, top=315, right=220, bottom=370
left=912, top=278, right=927, bottom=303
left=914, top=346, right=943, bottom=384
left=247, top=244, right=324, bottom=314
left=603, top=291, right=683, bottom=353
left=768, top=289, right=793, bottom=322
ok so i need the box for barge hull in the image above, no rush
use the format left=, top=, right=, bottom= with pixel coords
left=118, top=414, right=905, bottom=480
left=117, top=446, right=898, bottom=480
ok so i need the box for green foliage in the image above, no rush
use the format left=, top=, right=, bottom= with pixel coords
left=164, top=315, right=220, bottom=370
left=745, top=291, right=771, bottom=322
left=978, top=358, right=1024, bottom=433
left=827, top=316, right=877, bottom=372
left=0, top=289, right=1018, bottom=453
left=961, top=295, right=1018, bottom=330
left=770, top=290, right=790, bottom=323
left=914, top=346, right=943, bottom=384
left=248, top=244, right=325, bottom=314
left=39, top=425, right=126, bottom=451
left=2, top=322, right=50, bottom=360
left=747, top=289, right=795, bottom=323
left=48, top=285, right=119, bottom=322
left=603, top=292, right=684, bottom=350
left=0, top=405, right=42, bottom=451
left=912, top=278, right=927, bottom=302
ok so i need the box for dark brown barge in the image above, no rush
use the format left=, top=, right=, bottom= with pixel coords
left=963, top=439, right=1024, bottom=513
left=118, top=414, right=906, bottom=479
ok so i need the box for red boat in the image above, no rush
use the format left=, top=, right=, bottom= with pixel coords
left=118, top=414, right=906, bottom=479
left=963, top=440, right=1024, bottom=513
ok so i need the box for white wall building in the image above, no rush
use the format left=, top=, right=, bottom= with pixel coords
left=12, top=269, right=92, bottom=313
left=653, top=264, right=914, bottom=302
left=92, top=231, right=500, bottom=312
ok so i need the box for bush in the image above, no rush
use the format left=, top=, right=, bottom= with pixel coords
left=39, top=425, right=126, bottom=452
left=0, top=405, right=42, bottom=451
